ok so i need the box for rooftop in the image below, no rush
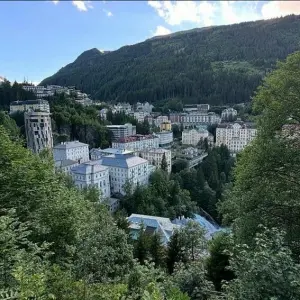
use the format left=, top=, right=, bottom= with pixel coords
left=55, top=159, right=78, bottom=168
left=90, top=148, right=133, bottom=156
left=116, top=134, right=158, bottom=143
left=139, top=148, right=170, bottom=154
left=71, top=160, right=108, bottom=174
left=217, top=121, right=256, bottom=129
left=106, top=123, right=134, bottom=129
left=10, top=99, right=49, bottom=106
left=54, top=141, right=89, bottom=149
left=101, top=153, right=148, bottom=168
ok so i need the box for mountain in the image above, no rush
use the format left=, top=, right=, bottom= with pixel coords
left=40, top=15, right=300, bottom=106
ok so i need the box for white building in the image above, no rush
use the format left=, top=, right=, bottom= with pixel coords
left=99, top=108, right=108, bottom=120
left=106, top=123, right=136, bottom=142
left=221, top=108, right=238, bottom=121
left=24, top=111, right=53, bottom=154
left=71, top=160, right=111, bottom=199
left=132, top=111, right=148, bottom=123
left=10, top=100, right=50, bottom=114
left=153, top=116, right=169, bottom=127
left=216, top=122, right=257, bottom=153
left=114, top=102, right=132, bottom=114
left=155, top=131, right=173, bottom=148
left=112, top=134, right=159, bottom=151
left=182, top=112, right=221, bottom=126
left=90, top=148, right=133, bottom=161
left=55, top=159, right=79, bottom=175
left=182, top=128, right=209, bottom=146
left=53, top=141, right=89, bottom=163
left=101, top=153, right=149, bottom=195
left=137, top=148, right=172, bottom=173
left=136, top=102, right=154, bottom=114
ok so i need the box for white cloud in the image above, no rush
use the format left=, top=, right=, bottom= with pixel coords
left=52, top=0, right=59, bottom=5
left=153, top=25, right=172, bottom=36
left=261, top=1, right=300, bottom=19
left=148, top=1, right=216, bottom=26
left=103, top=9, right=113, bottom=17
left=72, top=1, right=93, bottom=12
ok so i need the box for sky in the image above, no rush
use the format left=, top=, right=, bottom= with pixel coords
left=0, top=1, right=299, bottom=84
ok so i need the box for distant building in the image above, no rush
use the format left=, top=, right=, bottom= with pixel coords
left=90, top=148, right=133, bottom=160
left=221, top=108, right=238, bottom=121
left=106, top=123, right=136, bottom=142
left=101, top=153, right=150, bottom=195
left=153, top=116, right=169, bottom=127
left=24, top=111, right=53, bottom=154
left=137, top=148, right=172, bottom=173
left=71, top=160, right=111, bottom=199
left=114, top=102, right=132, bottom=114
left=183, top=104, right=210, bottom=113
left=127, top=214, right=180, bottom=245
left=216, top=121, right=257, bottom=153
left=55, top=159, right=79, bottom=175
left=112, top=134, right=159, bottom=151
left=53, top=141, right=89, bottom=163
left=182, top=128, right=210, bottom=146
left=160, top=121, right=172, bottom=131
left=136, top=102, right=154, bottom=114
left=155, top=131, right=173, bottom=148
left=10, top=100, right=50, bottom=114
left=99, top=108, right=108, bottom=120
left=132, top=111, right=148, bottom=123
left=182, top=112, right=221, bottom=126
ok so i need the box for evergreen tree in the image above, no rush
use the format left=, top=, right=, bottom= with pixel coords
left=161, top=152, right=168, bottom=172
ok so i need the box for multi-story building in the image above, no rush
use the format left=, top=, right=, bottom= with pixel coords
left=136, top=102, right=154, bottom=114
left=182, top=112, right=221, bottom=126
left=101, top=153, right=149, bottom=195
left=90, top=148, right=133, bottom=160
left=71, top=160, right=111, bottom=199
left=221, top=108, right=238, bottom=121
left=106, top=123, right=136, bottom=142
left=183, top=104, right=210, bottom=113
left=112, top=134, right=159, bottom=151
left=99, top=108, right=108, bottom=120
left=160, top=121, right=172, bottom=131
left=145, top=115, right=154, bottom=126
left=216, top=122, right=257, bottom=153
left=169, top=113, right=184, bottom=124
left=153, top=116, right=169, bottom=127
left=182, top=128, right=209, bottom=146
left=55, top=159, right=79, bottom=175
left=137, top=148, right=172, bottom=173
left=24, top=111, right=53, bottom=153
left=155, top=131, right=173, bottom=148
left=114, top=102, right=132, bottom=114
left=132, top=111, right=148, bottom=123
left=10, top=100, right=50, bottom=114
left=53, top=141, right=89, bottom=163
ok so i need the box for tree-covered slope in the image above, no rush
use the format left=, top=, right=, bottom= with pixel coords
left=40, top=15, right=300, bottom=105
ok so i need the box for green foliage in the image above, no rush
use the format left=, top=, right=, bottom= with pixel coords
left=206, top=233, right=234, bottom=291
left=0, top=112, right=20, bottom=142
left=161, top=153, right=168, bottom=172
left=220, top=51, right=300, bottom=255
left=225, top=227, right=300, bottom=299
left=40, top=15, right=300, bottom=106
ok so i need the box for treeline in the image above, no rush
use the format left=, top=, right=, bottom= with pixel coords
left=123, top=145, right=235, bottom=223
left=40, top=15, right=300, bottom=106
left=0, top=80, right=36, bottom=110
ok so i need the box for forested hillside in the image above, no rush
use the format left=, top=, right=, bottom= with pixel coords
left=40, top=15, right=300, bottom=105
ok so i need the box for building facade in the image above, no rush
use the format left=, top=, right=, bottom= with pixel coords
left=155, top=131, right=173, bottom=148
left=53, top=141, right=89, bottom=163
left=112, top=134, right=159, bottom=151
left=136, top=102, right=154, bottom=113
left=24, top=111, right=53, bottom=153
left=153, top=116, right=169, bottom=127
left=55, top=159, right=79, bottom=175
left=182, top=128, right=209, bottom=146
left=182, top=112, right=221, bottom=126
left=101, top=153, right=149, bottom=195
left=216, top=122, right=257, bottom=153
left=106, top=123, right=136, bottom=142
left=160, top=121, right=172, bottom=131
left=71, top=161, right=111, bottom=199
left=137, top=148, right=172, bottom=173
left=10, top=100, right=50, bottom=114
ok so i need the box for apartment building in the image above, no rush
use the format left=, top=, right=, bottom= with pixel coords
left=182, top=112, right=221, bottom=126
left=160, top=121, right=172, bottom=131
left=71, top=160, right=111, bottom=199
left=24, top=111, right=53, bottom=153
left=137, top=148, right=172, bottom=173
left=53, top=141, right=89, bottom=163
left=136, top=102, right=154, bottom=113
left=182, top=128, right=209, bottom=146
left=112, top=134, right=159, bottom=151
left=106, top=123, right=136, bottom=142
left=153, top=115, right=169, bottom=127
left=155, top=131, right=173, bottom=148
left=10, top=100, right=50, bottom=114
left=55, top=159, right=79, bottom=175
left=101, top=153, right=149, bottom=195
left=216, top=122, right=257, bottom=153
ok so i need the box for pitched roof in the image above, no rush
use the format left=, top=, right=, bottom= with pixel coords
left=54, top=141, right=89, bottom=149
left=71, top=160, right=108, bottom=174
left=101, top=154, right=148, bottom=168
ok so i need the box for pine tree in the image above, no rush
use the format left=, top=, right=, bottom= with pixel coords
left=149, top=232, right=165, bottom=268
left=161, top=153, right=168, bottom=172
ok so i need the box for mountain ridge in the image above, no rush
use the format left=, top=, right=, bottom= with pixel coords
left=40, top=15, right=300, bottom=106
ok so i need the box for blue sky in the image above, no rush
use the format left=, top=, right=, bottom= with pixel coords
left=0, top=1, right=299, bottom=84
